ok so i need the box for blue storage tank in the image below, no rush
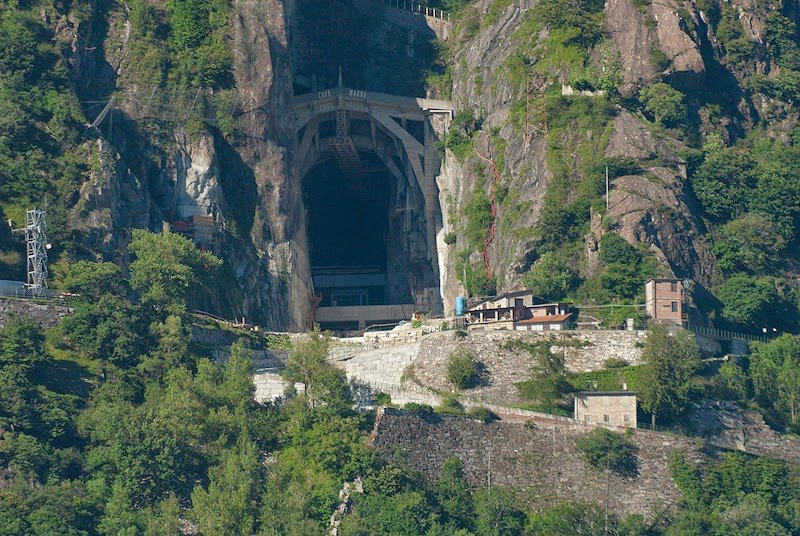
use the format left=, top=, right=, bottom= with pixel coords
left=455, top=296, right=467, bottom=316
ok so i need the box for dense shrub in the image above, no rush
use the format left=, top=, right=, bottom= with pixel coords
left=524, top=252, right=576, bottom=301
left=639, top=83, right=687, bottom=127
left=446, top=349, right=480, bottom=389
left=443, top=109, right=478, bottom=161
left=575, top=428, right=638, bottom=476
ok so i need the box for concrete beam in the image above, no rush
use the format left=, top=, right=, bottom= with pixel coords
left=315, top=304, right=417, bottom=323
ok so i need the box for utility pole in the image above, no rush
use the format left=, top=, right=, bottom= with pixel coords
left=9, top=208, right=51, bottom=298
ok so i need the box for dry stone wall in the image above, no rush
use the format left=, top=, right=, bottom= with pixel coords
left=372, top=408, right=704, bottom=519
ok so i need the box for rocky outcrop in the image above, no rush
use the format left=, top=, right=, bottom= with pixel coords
left=603, top=110, right=715, bottom=285
left=687, top=400, right=800, bottom=463
left=652, top=1, right=706, bottom=90
left=71, top=139, right=151, bottom=262
left=173, top=132, right=221, bottom=220
left=437, top=0, right=716, bottom=310
left=438, top=2, right=551, bottom=310
left=606, top=0, right=659, bottom=95
left=64, top=0, right=313, bottom=330
left=609, top=171, right=715, bottom=286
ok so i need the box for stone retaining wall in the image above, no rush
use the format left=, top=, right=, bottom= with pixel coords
left=412, top=330, right=646, bottom=404
left=372, top=408, right=704, bottom=519
left=333, top=343, right=421, bottom=387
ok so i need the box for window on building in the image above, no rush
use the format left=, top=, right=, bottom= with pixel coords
left=623, top=414, right=630, bottom=423
left=671, top=281, right=678, bottom=292
left=515, top=298, right=523, bottom=307
left=603, top=414, right=610, bottom=423
left=671, top=301, right=678, bottom=313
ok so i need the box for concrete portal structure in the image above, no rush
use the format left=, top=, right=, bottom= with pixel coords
left=294, top=86, right=453, bottom=329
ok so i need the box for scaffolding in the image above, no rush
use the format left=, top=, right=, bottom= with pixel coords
left=10, top=208, right=50, bottom=297
left=330, top=107, right=365, bottom=179
left=329, top=69, right=366, bottom=181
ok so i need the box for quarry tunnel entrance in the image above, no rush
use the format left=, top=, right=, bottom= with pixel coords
left=294, top=85, right=453, bottom=330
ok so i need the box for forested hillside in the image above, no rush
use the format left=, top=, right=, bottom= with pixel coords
left=1, top=233, right=799, bottom=535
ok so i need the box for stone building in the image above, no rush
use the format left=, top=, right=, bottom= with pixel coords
left=574, top=391, right=637, bottom=428
left=468, top=290, right=572, bottom=330
left=645, top=278, right=685, bottom=326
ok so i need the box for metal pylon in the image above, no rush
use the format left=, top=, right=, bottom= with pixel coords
left=11, top=208, right=49, bottom=297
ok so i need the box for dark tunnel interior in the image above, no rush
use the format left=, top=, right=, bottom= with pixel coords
left=303, top=155, right=390, bottom=269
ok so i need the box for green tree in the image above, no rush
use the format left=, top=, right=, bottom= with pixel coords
left=718, top=359, right=751, bottom=401
left=749, top=335, right=800, bottom=431
left=58, top=260, right=126, bottom=299
left=713, top=214, right=787, bottom=275
left=668, top=452, right=800, bottom=535
left=590, top=234, right=657, bottom=302
left=717, top=275, right=798, bottom=332
left=526, top=502, right=609, bottom=536
left=191, top=438, right=261, bottom=535
left=690, top=135, right=755, bottom=223
left=145, top=495, right=183, bottom=536
left=464, top=182, right=492, bottom=249
left=749, top=146, right=800, bottom=244
left=339, top=490, right=440, bottom=536
left=61, top=294, right=146, bottom=368
left=639, top=83, right=687, bottom=127
left=444, top=109, right=478, bottom=161
left=436, top=457, right=474, bottom=532
left=516, top=339, right=572, bottom=411
left=139, top=315, right=191, bottom=378
left=524, top=252, right=575, bottom=301
left=282, top=331, right=350, bottom=412
left=638, top=325, right=700, bottom=426
left=129, top=229, right=222, bottom=315
left=575, top=428, right=638, bottom=476
left=0, top=317, right=77, bottom=445
left=473, top=486, right=525, bottom=536
left=599, top=234, right=640, bottom=266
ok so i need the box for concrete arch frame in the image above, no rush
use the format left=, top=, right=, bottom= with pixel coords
left=294, top=86, right=453, bottom=319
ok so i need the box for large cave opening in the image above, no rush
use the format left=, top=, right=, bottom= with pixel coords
left=303, top=152, right=416, bottom=330
left=304, top=157, right=389, bottom=270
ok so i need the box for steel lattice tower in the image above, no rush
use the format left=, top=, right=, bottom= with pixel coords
left=11, top=208, right=49, bottom=297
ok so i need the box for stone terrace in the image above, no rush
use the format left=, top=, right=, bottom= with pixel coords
left=411, top=330, right=646, bottom=404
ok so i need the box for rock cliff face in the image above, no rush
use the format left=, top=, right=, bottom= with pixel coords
left=62, top=0, right=312, bottom=329
left=50, top=0, right=794, bottom=328
left=434, top=0, right=760, bottom=309
left=222, top=0, right=312, bottom=330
